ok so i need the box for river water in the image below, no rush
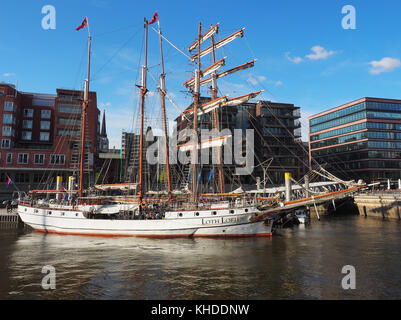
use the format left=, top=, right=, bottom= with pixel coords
left=0, top=215, right=400, bottom=300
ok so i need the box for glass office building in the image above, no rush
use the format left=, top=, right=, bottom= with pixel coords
left=309, top=97, right=401, bottom=183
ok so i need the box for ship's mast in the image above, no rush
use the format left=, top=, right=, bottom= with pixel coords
left=191, top=22, right=202, bottom=203
left=184, top=23, right=261, bottom=201
left=210, top=29, right=225, bottom=195
left=157, top=19, right=172, bottom=203
left=139, top=18, right=149, bottom=206
left=79, top=25, right=91, bottom=199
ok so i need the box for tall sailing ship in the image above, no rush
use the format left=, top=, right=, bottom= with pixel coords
left=17, top=15, right=276, bottom=237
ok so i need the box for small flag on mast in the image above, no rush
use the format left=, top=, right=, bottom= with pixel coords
left=5, top=174, right=13, bottom=188
left=76, top=17, right=88, bottom=31
left=149, top=12, right=158, bottom=25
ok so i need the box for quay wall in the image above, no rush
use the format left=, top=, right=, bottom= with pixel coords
left=354, top=193, right=401, bottom=220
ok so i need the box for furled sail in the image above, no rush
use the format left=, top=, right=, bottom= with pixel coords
left=183, top=57, right=226, bottom=88
left=94, top=183, right=139, bottom=191
left=185, top=95, right=228, bottom=116
left=188, top=23, right=219, bottom=52
left=178, top=135, right=232, bottom=152
left=184, top=91, right=262, bottom=117
left=220, top=91, right=264, bottom=108
left=184, top=60, right=256, bottom=89
left=190, top=28, right=245, bottom=62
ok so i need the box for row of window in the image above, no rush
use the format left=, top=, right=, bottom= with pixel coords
left=23, top=109, right=51, bottom=118
left=311, top=122, right=401, bottom=142
left=3, top=101, right=52, bottom=117
left=310, top=111, right=367, bottom=133
left=310, top=102, right=366, bottom=127
left=21, top=132, right=50, bottom=141
left=324, top=160, right=401, bottom=170
left=311, top=131, right=401, bottom=149
left=58, top=103, right=82, bottom=114
left=313, top=150, right=401, bottom=164
left=311, top=110, right=401, bottom=133
left=311, top=123, right=366, bottom=141
left=310, top=101, right=401, bottom=127
left=0, top=152, right=91, bottom=166
left=22, top=120, right=51, bottom=130
left=1, top=153, right=65, bottom=165
left=311, top=141, right=368, bottom=157
left=367, top=141, right=401, bottom=149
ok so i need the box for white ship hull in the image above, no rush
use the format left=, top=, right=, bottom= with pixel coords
left=18, top=204, right=273, bottom=238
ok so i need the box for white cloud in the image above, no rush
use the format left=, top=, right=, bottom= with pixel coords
left=285, top=52, right=303, bottom=64
left=99, top=102, right=111, bottom=109
left=247, top=75, right=266, bottom=85
left=270, top=80, right=283, bottom=86
left=306, top=46, right=335, bottom=60
left=369, top=57, right=401, bottom=75
left=3, top=73, right=16, bottom=77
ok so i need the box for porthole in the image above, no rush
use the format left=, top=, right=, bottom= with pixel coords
left=48, top=211, right=52, bottom=215
left=24, top=208, right=27, bottom=212
left=229, top=210, right=234, bottom=214
left=245, top=209, right=248, bottom=213
left=195, top=212, right=199, bottom=216
left=76, top=213, right=79, bottom=217
left=178, top=213, right=183, bottom=217
left=61, top=212, right=65, bottom=216
left=34, top=209, right=38, bottom=213
left=212, top=211, right=217, bottom=216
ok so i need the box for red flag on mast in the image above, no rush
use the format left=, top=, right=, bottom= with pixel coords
left=149, top=12, right=158, bottom=25
left=76, top=17, right=88, bottom=31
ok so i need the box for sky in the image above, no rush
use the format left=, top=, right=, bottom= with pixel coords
left=2, top=0, right=401, bottom=148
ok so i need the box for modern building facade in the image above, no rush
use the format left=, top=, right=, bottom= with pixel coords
left=309, top=97, right=401, bottom=183
left=0, top=83, right=100, bottom=200
left=174, top=99, right=304, bottom=189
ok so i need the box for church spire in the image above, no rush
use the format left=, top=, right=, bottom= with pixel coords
left=101, top=109, right=107, bottom=137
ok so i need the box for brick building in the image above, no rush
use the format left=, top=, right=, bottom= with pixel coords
left=0, top=83, right=100, bottom=200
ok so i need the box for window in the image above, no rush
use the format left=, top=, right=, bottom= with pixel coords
left=41, top=109, right=51, bottom=119
left=40, top=121, right=50, bottom=130
left=57, top=117, right=81, bottom=126
left=3, top=114, right=15, bottom=124
left=6, top=153, right=12, bottom=164
left=24, top=109, right=34, bottom=118
left=17, top=153, right=29, bottom=164
left=71, top=153, right=79, bottom=164
left=14, top=173, right=29, bottom=183
left=4, top=101, right=15, bottom=112
left=50, top=154, right=65, bottom=165
left=57, top=128, right=80, bottom=137
left=22, top=131, right=32, bottom=140
left=40, top=132, right=50, bottom=141
left=2, top=126, right=14, bottom=137
left=58, top=103, right=82, bottom=114
left=34, top=154, right=45, bottom=165
left=33, top=173, right=42, bottom=183
left=22, top=120, right=33, bottom=129
left=1, top=139, right=11, bottom=149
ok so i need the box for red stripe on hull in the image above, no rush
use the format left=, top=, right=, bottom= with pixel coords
left=34, top=229, right=191, bottom=239
left=194, top=233, right=272, bottom=238
left=33, top=229, right=272, bottom=239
